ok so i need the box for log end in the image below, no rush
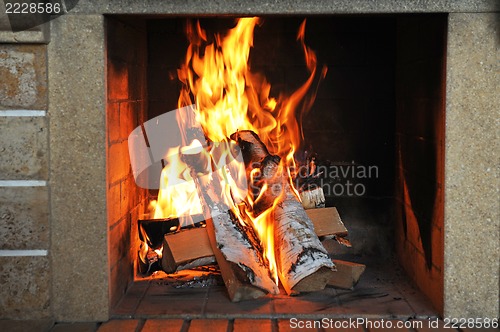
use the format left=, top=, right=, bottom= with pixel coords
left=161, top=227, right=215, bottom=273
left=291, top=266, right=335, bottom=293
left=328, top=260, right=366, bottom=289
left=161, top=245, right=177, bottom=274
left=230, top=130, right=270, bottom=165
left=300, top=187, right=326, bottom=210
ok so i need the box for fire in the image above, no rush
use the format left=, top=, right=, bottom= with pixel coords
left=153, top=17, right=323, bottom=285
left=149, top=147, right=203, bottom=224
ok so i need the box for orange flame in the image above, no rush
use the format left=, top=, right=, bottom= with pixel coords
left=154, top=17, right=323, bottom=285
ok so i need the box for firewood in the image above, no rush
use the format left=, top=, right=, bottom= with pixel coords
left=305, top=207, right=348, bottom=238
left=160, top=206, right=348, bottom=273
left=328, top=259, right=366, bottom=289
left=161, top=227, right=215, bottom=273
left=231, top=130, right=335, bottom=294
left=300, top=186, right=325, bottom=209
left=272, top=179, right=335, bottom=294
left=205, top=212, right=278, bottom=301
left=181, top=142, right=279, bottom=301
left=292, top=266, right=337, bottom=292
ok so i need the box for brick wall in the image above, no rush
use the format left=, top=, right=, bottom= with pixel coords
left=394, top=15, right=447, bottom=313
left=0, top=24, right=51, bottom=318
left=106, top=17, right=148, bottom=310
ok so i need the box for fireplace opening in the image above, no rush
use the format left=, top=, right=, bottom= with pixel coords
left=106, top=14, right=446, bottom=318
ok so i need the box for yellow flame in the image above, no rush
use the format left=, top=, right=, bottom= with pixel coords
left=153, top=18, right=323, bottom=285
left=150, top=147, right=203, bottom=224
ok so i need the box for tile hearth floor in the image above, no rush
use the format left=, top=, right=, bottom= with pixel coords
left=113, top=256, right=436, bottom=320
left=7, top=257, right=491, bottom=331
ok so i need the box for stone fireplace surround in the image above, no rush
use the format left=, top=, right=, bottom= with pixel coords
left=0, top=0, right=498, bottom=323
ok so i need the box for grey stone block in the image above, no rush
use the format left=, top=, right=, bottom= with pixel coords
left=0, top=256, right=51, bottom=319
left=48, top=14, right=108, bottom=322
left=0, top=116, right=48, bottom=180
left=444, top=12, right=500, bottom=318
left=67, top=0, right=500, bottom=14
left=0, top=45, right=47, bottom=110
left=0, top=186, right=49, bottom=250
left=0, top=1, right=50, bottom=44
left=0, top=2, right=50, bottom=43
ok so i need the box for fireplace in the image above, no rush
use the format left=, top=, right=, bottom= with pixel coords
left=0, top=0, right=498, bottom=323
left=104, top=13, right=447, bottom=317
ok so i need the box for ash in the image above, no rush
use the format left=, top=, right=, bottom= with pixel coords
left=172, top=276, right=220, bottom=289
left=152, top=265, right=223, bottom=288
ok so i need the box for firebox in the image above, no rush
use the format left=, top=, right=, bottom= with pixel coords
left=105, top=14, right=447, bottom=318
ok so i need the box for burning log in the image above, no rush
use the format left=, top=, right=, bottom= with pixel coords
left=181, top=140, right=279, bottom=301
left=231, top=130, right=335, bottom=294
left=328, top=260, right=366, bottom=289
